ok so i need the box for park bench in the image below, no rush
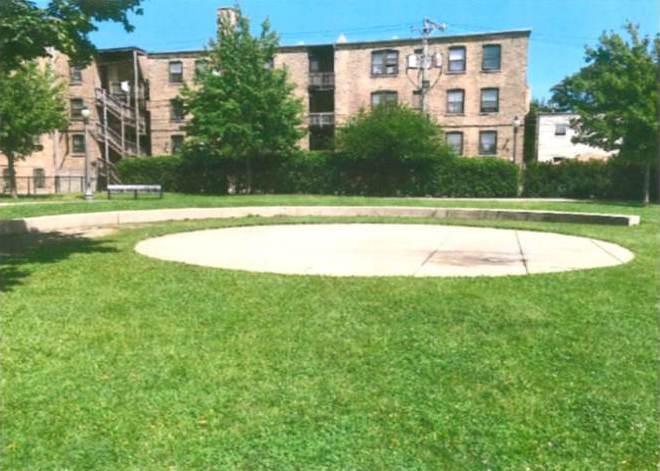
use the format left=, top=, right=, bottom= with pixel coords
left=107, top=184, right=163, bottom=199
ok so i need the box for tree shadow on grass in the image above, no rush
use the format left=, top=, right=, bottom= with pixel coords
left=0, top=229, right=119, bottom=293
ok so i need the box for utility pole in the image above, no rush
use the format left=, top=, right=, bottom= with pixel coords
left=410, top=18, right=446, bottom=113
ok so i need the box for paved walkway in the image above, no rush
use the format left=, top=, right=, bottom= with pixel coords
left=135, top=224, right=633, bottom=277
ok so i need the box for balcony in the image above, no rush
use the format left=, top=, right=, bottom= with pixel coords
left=309, top=112, right=335, bottom=127
left=308, top=72, right=335, bottom=89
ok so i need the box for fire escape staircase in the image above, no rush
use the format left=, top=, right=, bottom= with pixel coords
left=92, top=88, right=144, bottom=159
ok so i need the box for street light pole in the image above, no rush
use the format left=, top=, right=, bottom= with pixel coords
left=81, top=107, right=94, bottom=201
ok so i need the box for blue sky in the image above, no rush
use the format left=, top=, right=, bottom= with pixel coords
left=74, top=0, right=657, bottom=100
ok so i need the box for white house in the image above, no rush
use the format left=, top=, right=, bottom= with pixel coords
left=537, top=113, right=615, bottom=163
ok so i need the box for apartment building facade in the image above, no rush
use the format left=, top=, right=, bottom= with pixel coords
left=0, top=8, right=530, bottom=194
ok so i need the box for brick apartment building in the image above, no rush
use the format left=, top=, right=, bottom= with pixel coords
left=0, top=7, right=530, bottom=194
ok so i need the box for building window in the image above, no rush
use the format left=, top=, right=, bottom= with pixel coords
left=482, top=45, right=501, bottom=71
left=371, top=50, right=399, bottom=76
left=412, top=90, right=422, bottom=109
left=448, top=46, right=466, bottom=72
left=70, top=65, right=83, bottom=83
left=33, top=168, right=46, bottom=189
left=555, top=123, right=567, bottom=135
left=371, top=91, right=398, bottom=107
left=72, top=133, right=86, bottom=154
left=170, top=99, right=185, bottom=122
left=446, top=132, right=464, bottom=155
left=169, top=61, right=183, bottom=83
left=446, top=89, right=465, bottom=114
left=479, top=131, right=498, bottom=155
left=194, top=59, right=207, bottom=77
left=70, top=98, right=84, bottom=119
left=171, top=135, right=184, bottom=154
left=480, top=88, right=499, bottom=113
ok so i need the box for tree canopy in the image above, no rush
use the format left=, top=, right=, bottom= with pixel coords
left=335, top=103, right=453, bottom=195
left=551, top=23, right=659, bottom=201
left=0, top=0, right=144, bottom=70
left=181, top=7, right=304, bottom=193
left=0, top=62, right=67, bottom=197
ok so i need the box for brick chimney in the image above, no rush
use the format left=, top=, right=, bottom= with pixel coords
left=217, top=7, right=238, bottom=32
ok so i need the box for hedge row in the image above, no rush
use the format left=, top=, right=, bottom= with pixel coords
left=524, top=159, right=658, bottom=200
left=117, top=152, right=521, bottom=197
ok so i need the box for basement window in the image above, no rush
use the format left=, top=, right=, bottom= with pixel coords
left=33, top=168, right=46, bottom=189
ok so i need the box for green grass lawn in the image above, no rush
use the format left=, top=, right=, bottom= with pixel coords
left=1, top=196, right=658, bottom=469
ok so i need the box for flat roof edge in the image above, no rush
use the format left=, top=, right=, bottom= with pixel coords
left=138, top=28, right=531, bottom=56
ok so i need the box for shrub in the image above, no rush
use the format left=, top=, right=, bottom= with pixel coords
left=335, top=104, right=453, bottom=196
left=523, top=158, right=658, bottom=200
left=116, top=156, right=184, bottom=191
left=117, top=152, right=229, bottom=194
left=436, top=157, right=520, bottom=197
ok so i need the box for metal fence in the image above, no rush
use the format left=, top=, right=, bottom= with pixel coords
left=0, top=176, right=98, bottom=195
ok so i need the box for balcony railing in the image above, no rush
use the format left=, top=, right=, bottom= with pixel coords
left=309, top=72, right=335, bottom=89
left=309, top=112, right=335, bottom=127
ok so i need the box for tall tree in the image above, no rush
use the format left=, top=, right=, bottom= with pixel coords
left=0, top=63, right=67, bottom=198
left=551, top=23, right=659, bottom=203
left=523, top=98, right=555, bottom=164
left=181, top=8, right=304, bottom=193
left=0, top=0, right=144, bottom=71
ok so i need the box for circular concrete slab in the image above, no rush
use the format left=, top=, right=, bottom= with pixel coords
left=135, top=224, right=634, bottom=277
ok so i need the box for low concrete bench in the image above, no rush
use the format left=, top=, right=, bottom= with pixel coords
left=107, top=184, right=162, bottom=199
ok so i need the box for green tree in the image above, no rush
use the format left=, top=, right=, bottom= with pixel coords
left=523, top=98, right=554, bottom=164
left=551, top=23, right=659, bottom=203
left=335, top=104, right=453, bottom=196
left=0, top=0, right=144, bottom=71
left=181, top=8, right=304, bottom=193
left=0, top=63, right=66, bottom=198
